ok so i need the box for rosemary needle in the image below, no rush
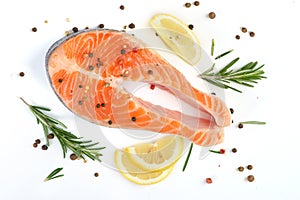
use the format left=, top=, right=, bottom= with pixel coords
left=182, top=143, right=193, bottom=171
left=20, top=97, right=105, bottom=162
left=239, top=121, right=266, bottom=125
left=211, top=39, right=215, bottom=56
left=44, top=167, right=64, bottom=182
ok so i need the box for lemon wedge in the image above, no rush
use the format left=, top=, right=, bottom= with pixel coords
left=150, top=13, right=201, bottom=66
left=125, top=135, right=184, bottom=171
left=114, top=149, right=174, bottom=185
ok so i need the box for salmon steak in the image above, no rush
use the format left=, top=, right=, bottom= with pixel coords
left=46, top=28, right=231, bottom=146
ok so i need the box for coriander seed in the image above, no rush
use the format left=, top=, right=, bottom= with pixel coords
left=33, top=143, right=38, bottom=148
left=185, top=2, right=191, bottom=7
left=208, top=12, right=216, bottom=19
left=193, top=1, right=200, bottom=6
left=241, top=27, right=247, bottom=33
left=247, top=175, right=255, bottom=182
left=238, top=166, right=244, bottom=172
left=70, top=153, right=78, bottom=160
left=249, top=32, right=255, bottom=37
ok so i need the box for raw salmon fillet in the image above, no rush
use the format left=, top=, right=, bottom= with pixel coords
left=46, top=28, right=231, bottom=146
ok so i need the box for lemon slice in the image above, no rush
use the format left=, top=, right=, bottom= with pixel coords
left=150, top=13, right=201, bottom=66
left=114, top=149, right=174, bottom=185
left=124, top=135, right=184, bottom=171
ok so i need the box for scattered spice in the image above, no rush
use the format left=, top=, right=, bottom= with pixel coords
left=205, top=178, right=213, bottom=184
left=241, top=27, right=247, bottom=33
left=96, top=103, right=101, bottom=108
left=150, top=84, right=155, bottom=90
left=66, top=18, right=70, bottom=22
left=209, top=149, right=225, bottom=154
left=85, top=26, right=89, bottom=30
left=208, top=12, right=216, bottom=19
left=19, top=72, right=25, bottom=77
left=98, top=24, right=105, bottom=28
left=249, top=31, right=255, bottom=37
left=128, top=23, right=135, bottom=29
left=72, top=27, right=79, bottom=33
left=229, top=108, right=234, bottom=114
left=31, top=27, right=37, bottom=32
left=231, top=148, right=237, bottom=153
left=184, top=2, right=191, bottom=8
left=42, top=145, right=48, bottom=150
left=65, top=31, right=70, bottom=36
left=247, top=175, right=255, bottom=182
left=108, top=120, right=113, bottom=125
left=47, top=133, right=55, bottom=139
left=33, top=143, right=38, bottom=148
left=188, top=24, right=194, bottom=30
left=88, top=53, right=93, bottom=58
left=70, top=153, right=78, bottom=160
left=247, top=165, right=253, bottom=170
left=238, top=166, right=244, bottom=172
left=58, top=78, right=63, bottom=83
left=78, top=100, right=83, bottom=105
left=79, top=85, right=83, bottom=88
left=193, top=1, right=200, bottom=6
left=101, top=103, right=106, bottom=107
left=148, top=70, right=153, bottom=75
left=119, top=5, right=125, bottom=10
left=44, top=20, right=48, bottom=24
left=238, top=123, right=244, bottom=129
left=121, top=49, right=126, bottom=54
left=131, top=117, right=137, bottom=122
left=94, top=172, right=99, bottom=177
left=89, top=65, right=94, bottom=71
left=35, top=139, right=41, bottom=144
left=235, top=35, right=240, bottom=40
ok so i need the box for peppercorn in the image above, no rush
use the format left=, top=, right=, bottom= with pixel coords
left=108, top=120, right=112, bottom=125
left=231, top=148, right=237, bottom=153
left=98, top=24, right=105, bottom=28
left=101, top=103, right=106, bottom=107
left=47, top=133, right=55, bottom=139
left=70, top=153, right=78, bottom=160
left=188, top=24, right=194, bottom=30
left=96, top=103, right=101, bottom=108
left=235, top=35, right=240, bottom=40
left=19, top=72, right=25, bottom=77
left=120, top=5, right=125, bottom=10
left=33, top=143, right=38, bottom=148
left=249, top=32, right=255, bottom=37
left=72, top=27, right=78, bottom=32
left=94, top=172, right=99, bottom=177
left=31, top=27, right=37, bottom=32
left=238, top=166, right=244, bottom=172
left=238, top=123, right=244, bottom=128
left=208, top=12, right=216, bottom=19
left=193, top=1, right=200, bottom=6
left=229, top=108, right=234, bottom=114
left=58, top=78, right=63, bottom=83
left=41, top=145, right=48, bottom=150
left=184, top=2, right=191, bottom=8
left=247, top=175, right=255, bottom=182
left=35, top=139, right=41, bottom=144
left=131, top=117, right=137, bottom=122
left=247, top=165, right=253, bottom=170
left=241, top=27, right=247, bottom=33
left=205, top=178, right=212, bottom=184
left=128, top=23, right=135, bottom=29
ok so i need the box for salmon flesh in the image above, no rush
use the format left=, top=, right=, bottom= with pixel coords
left=46, top=28, right=231, bottom=146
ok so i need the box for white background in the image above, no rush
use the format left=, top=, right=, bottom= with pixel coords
left=1, top=0, right=300, bottom=199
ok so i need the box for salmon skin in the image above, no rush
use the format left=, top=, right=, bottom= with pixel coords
left=46, top=28, right=230, bottom=146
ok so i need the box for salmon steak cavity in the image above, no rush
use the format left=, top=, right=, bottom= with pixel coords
left=46, top=28, right=231, bottom=146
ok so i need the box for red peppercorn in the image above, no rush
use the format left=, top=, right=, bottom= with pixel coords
left=206, top=178, right=213, bottom=184
left=219, top=149, right=226, bottom=154
left=150, top=84, right=155, bottom=90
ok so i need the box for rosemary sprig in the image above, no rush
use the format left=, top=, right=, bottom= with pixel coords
left=199, top=59, right=266, bottom=93
left=44, top=167, right=64, bottom=182
left=239, top=121, right=266, bottom=125
left=182, top=143, right=193, bottom=171
left=20, top=97, right=105, bottom=162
